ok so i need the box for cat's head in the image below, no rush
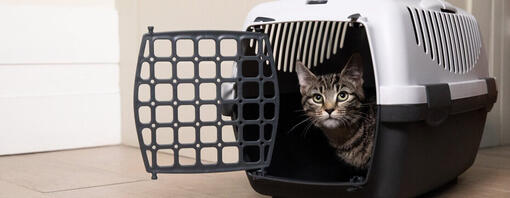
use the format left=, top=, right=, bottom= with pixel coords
left=295, top=53, right=365, bottom=129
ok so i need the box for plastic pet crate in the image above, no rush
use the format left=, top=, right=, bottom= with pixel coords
left=133, top=0, right=498, bottom=197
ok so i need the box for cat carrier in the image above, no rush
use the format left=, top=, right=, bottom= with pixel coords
left=133, top=0, right=498, bottom=197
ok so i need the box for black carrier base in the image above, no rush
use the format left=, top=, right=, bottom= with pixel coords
left=246, top=105, right=489, bottom=198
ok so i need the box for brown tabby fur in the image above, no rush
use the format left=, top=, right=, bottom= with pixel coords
left=295, top=53, right=375, bottom=169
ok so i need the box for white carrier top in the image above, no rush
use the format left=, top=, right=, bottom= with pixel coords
left=243, top=0, right=489, bottom=105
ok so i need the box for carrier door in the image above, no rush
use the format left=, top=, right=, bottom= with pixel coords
left=133, top=28, right=279, bottom=178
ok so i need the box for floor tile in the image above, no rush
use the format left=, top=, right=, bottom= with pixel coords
left=0, top=146, right=143, bottom=193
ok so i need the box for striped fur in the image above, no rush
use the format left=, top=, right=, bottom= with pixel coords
left=295, top=53, right=375, bottom=169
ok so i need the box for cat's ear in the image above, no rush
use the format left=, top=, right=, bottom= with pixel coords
left=295, top=61, right=317, bottom=93
left=340, top=53, right=364, bottom=86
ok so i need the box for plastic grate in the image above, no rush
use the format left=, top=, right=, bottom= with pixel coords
left=247, top=21, right=349, bottom=72
left=407, top=7, right=481, bottom=74
left=133, top=28, right=279, bottom=178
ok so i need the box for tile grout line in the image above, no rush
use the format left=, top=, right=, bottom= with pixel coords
left=0, top=145, right=123, bottom=157
left=0, top=178, right=47, bottom=195
left=41, top=179, right=149, bottom=194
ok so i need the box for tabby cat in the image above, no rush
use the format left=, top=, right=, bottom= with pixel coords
left=295, top=53, right=375, bottom=169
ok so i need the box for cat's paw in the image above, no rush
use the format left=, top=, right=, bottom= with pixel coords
left=349, top=176, right=365, bottom=183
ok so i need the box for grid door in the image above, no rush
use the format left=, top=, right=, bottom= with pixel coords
left=133, top=28, right=279, bottom=178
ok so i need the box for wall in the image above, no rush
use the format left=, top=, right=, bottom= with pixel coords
left=0, top=0, right=121, bottom=155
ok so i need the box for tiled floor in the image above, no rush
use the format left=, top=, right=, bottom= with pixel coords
left=0, top=145, right=509, bottom=198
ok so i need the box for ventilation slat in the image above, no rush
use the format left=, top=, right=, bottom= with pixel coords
left=268, top=24, right=276, bottom=49
left=333, top=22, right=343, bottom=55
left=452, top=14, right=463, bottom=73
left=249, top=27, right=255, bottom=48
left=422, top=10, right=432, bottom=58
left=473, top=18, right=482, bottom=57
left=465, top=16, right=476, bottom=69
left=458, top=16, right=470, bottom=73
left=442, top=13, right=454, bottom=71
left=326, top=22, right=337, bottom=60
left=461, top=16, right=470, bottom=70
left=430, top=11, right=442, bottom=66
left=319, top=21, right=330, bottom=64
left=408, top=7, right=420, bottom=45
left=296, top=22, right=306, bottom=62
left=307, top=22, right=318, bottom=67
left=450, top=15, right=460, bottom=73
left=302, top=22, right=312, bottom=68
left=254, top=25, right=262, bottom=55
left=475, top=17, right=482, bottom=66
left=455, top=15, right=467, bottom=73
left=273, top=24, right=282, bottom=70
left=425, top=10, right=436, bottom=60
left=415, top=9, right=427, bottom=53
left=469, top=17, right=477, bottom=53
left=313, top=21, right=324, bottom=67
left=468, top=16, right=478, bottom=62
left=263, top=24, right=270, bottom=55
left=460, top=16, right=471, bottom=69
left=435, top=12, right=448, bottom=69
left=339, top=22, right=348, bottom=49
left=280, top=23, right=290, bottom=71
left=445, top=14, right=458, bottom=72
left=289, top=22, right=300, bottom=72
left=281, top=23, right=291, bottom=72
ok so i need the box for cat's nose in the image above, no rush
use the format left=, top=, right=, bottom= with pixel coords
left=325, top=109, right=334, bottom=115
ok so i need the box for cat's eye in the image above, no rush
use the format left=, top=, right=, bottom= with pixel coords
left=337, top=91, right=349, bottom=101
left=312, top=94, right=323, bottom=103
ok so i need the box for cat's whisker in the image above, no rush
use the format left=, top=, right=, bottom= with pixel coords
left=340, top=118, right=350, bottom=127
left=302, top=122, right=314, bottom=137
left=288, top=117, right=312, bottom=133
left=303, top=119, right=319, bottom=137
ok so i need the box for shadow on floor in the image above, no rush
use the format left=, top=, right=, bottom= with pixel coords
left=417, top=178, right=459, bottom=198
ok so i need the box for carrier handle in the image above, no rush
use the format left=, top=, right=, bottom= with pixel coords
left=380, top=78, right=498, bottom=125
left=306, top=0, right=327, bottom=5
left=425, top=84, right=451, bottom=126
left=420, top=0, right=457, bottom=14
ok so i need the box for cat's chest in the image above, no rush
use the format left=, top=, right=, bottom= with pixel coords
left=320, top=127, right=353, bottom=147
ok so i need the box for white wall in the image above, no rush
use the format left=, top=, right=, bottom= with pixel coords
left=0, top=0, right=121, bottom=155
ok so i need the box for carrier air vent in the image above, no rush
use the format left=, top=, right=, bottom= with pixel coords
left=247, top=21, right=349, bottom=72
left=407, top=7, right=481, bottom=74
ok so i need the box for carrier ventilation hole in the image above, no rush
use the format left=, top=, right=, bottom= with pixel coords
left=407, top=7, right=481, bottom=74
left=247, top=20, right=349, bottom=72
